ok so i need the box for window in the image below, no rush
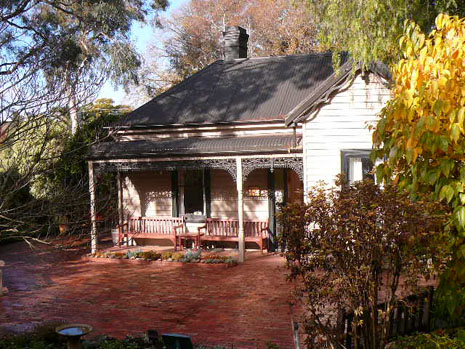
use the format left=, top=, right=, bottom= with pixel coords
left=341, top=150, right=374, bottom=184
left=183, top=170, right=204, bottom=215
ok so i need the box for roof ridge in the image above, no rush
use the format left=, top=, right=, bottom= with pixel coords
left=117, top=52, right=350, bottom=128
left=219, top=51, right=333, bottom=63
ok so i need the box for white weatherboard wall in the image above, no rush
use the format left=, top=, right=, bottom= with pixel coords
left=210, top=169, right=269, bottom=220
left=122, top=171, right=172, bottom=217
left=302, top=73, right=391, bottom=191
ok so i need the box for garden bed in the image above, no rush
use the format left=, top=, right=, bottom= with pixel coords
left=85, top=249, right=238, bottom=267
left=0, top=322, right=230, bottom=349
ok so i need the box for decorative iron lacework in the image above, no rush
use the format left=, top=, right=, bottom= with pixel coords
left=94, top=156, right=303, bottom=182
left=94, top=159, right=237, bottom=181
left=242, top=157, right=303, bottom=181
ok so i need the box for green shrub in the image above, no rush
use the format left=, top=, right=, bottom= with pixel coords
left=0, top=322, right=65, bottom=349
left=160, top=251, right=185, bottom=261
left=161, top=251, right=173, bottom=260
left=202, top=255, right=237, bottom=265
left=0, top=330, right=230, bottom=349
left=127, top=250, right=142, bottom=259
left=391, top=328, right=465, bottom=348
left=84, top=337, right=143, bottom=349
left=138, top=251, right=161, bottom=261
left=172, top=252, right=184, bottom=261
left=182, top=249, right=201, bottom=262
left=266, top=342, right=280, bottom=349
left=203, top=254, right=229, bottom=261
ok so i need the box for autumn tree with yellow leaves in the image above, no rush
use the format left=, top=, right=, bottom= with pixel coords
left=373, top=14, right=465, bottom=319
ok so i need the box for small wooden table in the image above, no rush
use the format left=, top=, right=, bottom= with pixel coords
left=177, top=233, right=201, bottom=250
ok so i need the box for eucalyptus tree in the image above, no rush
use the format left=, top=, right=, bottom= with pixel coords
left=0, top=0, right=167, bottom=137
left=305, top=0, right=465, bottom=67
left=0, top=1, right=167, bottom=240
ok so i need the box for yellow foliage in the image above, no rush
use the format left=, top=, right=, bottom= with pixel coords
left=374, top=14, right=465, bottom=168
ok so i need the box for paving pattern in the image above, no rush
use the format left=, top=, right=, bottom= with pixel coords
left=0, top=240, right=300, bottom=348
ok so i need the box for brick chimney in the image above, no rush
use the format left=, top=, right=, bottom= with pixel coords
left=222, top=26, right=248, bottom=61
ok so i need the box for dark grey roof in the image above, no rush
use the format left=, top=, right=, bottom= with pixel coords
left=88, top=135, right=301, bottom=160
left=119, top=52, right=346, bottom=127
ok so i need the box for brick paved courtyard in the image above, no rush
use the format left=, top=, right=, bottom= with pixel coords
left=0, top=239, right=299, bottom=348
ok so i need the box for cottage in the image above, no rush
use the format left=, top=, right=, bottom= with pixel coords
left=88, top=26, right=391, bottom=261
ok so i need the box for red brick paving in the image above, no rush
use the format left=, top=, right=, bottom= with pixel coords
left=0, top=239, right=299, bottom=348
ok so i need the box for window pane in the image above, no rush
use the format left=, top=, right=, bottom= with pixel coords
left=349, top=157, right=363, bottom=183
left=184, top=170, right=204, bottom=214
left=362, top=158, right=374, bottom=180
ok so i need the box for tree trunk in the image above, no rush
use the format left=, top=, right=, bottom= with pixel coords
left=66, top=69, right=79, bottom=135
left=69, top=88, right=79, bottom=135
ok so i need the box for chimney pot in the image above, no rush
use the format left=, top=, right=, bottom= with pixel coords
left=222, top=26, right=248, bottom=61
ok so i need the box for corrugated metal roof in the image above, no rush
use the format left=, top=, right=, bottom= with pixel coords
left=119, top=53, right=345, bottom=127
left=88, top=135, right=301, bottom=160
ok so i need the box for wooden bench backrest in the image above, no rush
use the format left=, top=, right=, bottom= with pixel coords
left=206, top=218, right=268, bottom=237
left=127, top=216, right=185, bottom=235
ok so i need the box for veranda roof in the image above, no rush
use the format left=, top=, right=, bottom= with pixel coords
left=88, top=134, right=301, bottom=160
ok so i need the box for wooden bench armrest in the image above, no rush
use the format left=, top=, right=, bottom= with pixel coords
left=197, top=224, right=207, bottom=235
left=174, top=224, right=184, bottom=233
left=117, top=222, right=128, bottom=232
left=117, top=222, right=129, bottom=247
left=260, top=225, right=270, bottom=236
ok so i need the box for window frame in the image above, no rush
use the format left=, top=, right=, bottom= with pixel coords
left=177, top=169, right=211, bottom=222
left=341, top=149, right=374, bottom=184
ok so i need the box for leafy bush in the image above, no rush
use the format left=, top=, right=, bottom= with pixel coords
left=0, top=326, right=231, bottom=349
left=127, top=249, right=142, bottom=259
left=182, top=249, right=201, bottom=262
left=202, top=254, right=237, bottom=265
left=278, top=178, right=449, bottom=348
left=0, top=322, right=65, bottom=349
left=391, top=328, right=465, bottom=348
left=203, top=254, right=229, bottom=261
left=161, top=251, right=173, bottom=260
left=372, top=14, right=465, bottom=322
left=161, top=251, right=184, bottom=261
left=83, top=336, right=146, bottom=349
left=138, top=251, right=161, bottom=261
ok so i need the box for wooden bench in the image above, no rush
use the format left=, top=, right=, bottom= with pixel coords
left=118, top=216, right=185, bottom=250
left=198, top=218, right=269, bottom=251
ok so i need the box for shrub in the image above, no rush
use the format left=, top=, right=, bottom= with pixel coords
left=391, top=327, right=465, bottom=348
left=171, top=252, right=184, bottom=261
left=127, top=249, right=142, bottom=259
left=278, top=178, right=450, bottom=348
left=202, top=255, right=237, bottom=266
left=203, top=254, right=229, bottom=261
left=138, top=251, right=161, bottom=261
left=161, top=251, right=173, bottom=260
left=84, top=336, right=143, bottom=349
left=0, top=322, right=65, bottom=348
left=182, top=249, right=201, bottom=262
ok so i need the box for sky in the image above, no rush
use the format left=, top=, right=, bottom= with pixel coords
left=98, top=0, right=189, bottom=105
